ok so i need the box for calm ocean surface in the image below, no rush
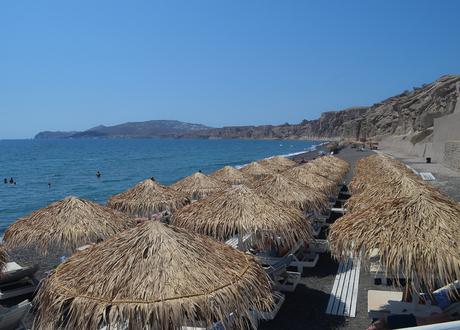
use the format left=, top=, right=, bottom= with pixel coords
left=0, top=139, right=320, bottom=233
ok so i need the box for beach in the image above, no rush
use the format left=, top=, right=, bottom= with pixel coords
left=4, top=144, right=459, bottom=329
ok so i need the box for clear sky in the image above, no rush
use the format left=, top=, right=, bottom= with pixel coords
left=1, top=0, right=459, bottom=139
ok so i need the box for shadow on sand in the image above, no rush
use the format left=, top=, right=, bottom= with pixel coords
left=259, top=284, right=346, bottom=330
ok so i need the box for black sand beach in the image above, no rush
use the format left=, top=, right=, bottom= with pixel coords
left=6, top=145, right=460, bottom=329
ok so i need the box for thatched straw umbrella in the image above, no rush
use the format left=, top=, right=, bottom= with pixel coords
left=253, top=174, right=329, bottom=214
left=283, top=165, right=337, bottom=197
left=0, top=246, right=7, bottom=271
left=240, top=162, right=274, bottom=180
left=171, top=172, right=228, bottom=200
left=3, top=196, right=136, bottom=255
left=33, top=221, right=273, bottom=330
left=258, top=156, right=297, bottom=173
left=209, top=166, right=251, bottom=185
left=107, top=178, right=190, bottom=218
left=329, top=193, right=460, bottom=293
left=172, top=185, right=312, bottom=248
left=300, top=162, right=343, bottom=184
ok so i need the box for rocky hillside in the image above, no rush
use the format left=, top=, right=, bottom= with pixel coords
left=35, top=120, right=211, bottom=139
left=182, top=75, right=460, bottom=140
left=35, top=75, right=460, bottom=141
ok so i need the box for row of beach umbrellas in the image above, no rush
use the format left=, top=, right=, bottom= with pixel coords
left=328, top=154, right=460, bottom=294
left=0, top=154, right=350, bottom=329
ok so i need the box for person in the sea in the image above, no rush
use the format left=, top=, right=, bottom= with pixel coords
left=9, top=177, right=14, bottom=184
left=48, top=182, right=51, bottom=189
left=96, top=171, right=101, bottom=178
left=3, top=178, right=7, bottom=184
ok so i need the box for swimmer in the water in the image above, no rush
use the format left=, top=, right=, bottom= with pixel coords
left=9, top=177, right=14, bottom=184
left=3, top=178, right=7, bottom=184
left=96, top=171, right=101, bottom=178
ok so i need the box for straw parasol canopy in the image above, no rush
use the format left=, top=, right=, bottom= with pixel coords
left=209, top=166, right=251, bottom=185
left=33, top=221, right=273, bottom=330
left=3, top=196, right=136, bottom=255
left=240, top=162, right=274, bottom=180
left=0, top=246, right=7, bottom=272
left=253, top=173, right=329, bottom=214
left=283, top=165, right=337, bottom=197
left=172, top=185, right=312, bottom=248
left=171, top=172, right=228, bottom=200
left=107, top=178, right=190, bottom=218
left=300, top=162, right=343, bottom=184
left=258, top=156, right=297, bottom=173
left=329, top=193, right=460, bottom=292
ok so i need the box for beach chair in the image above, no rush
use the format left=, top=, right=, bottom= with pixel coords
left=253, top=291, right=285, bottom=321
left=0, top=299, right=32, bottom=330
left=257, top=241, right=320, bottom=275
left=225, top=233, right=253, bottom=250
left=367, top=290, right=442, bottom=319
left=262, top=255, right=301, bottom=292
left=368, top=249, right=406, bottom=286
left=0, top=262, right=39, bottom=301
left=308, top=239, right=329, bottom=254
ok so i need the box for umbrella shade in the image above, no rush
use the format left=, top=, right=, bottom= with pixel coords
left=253, top=174, right=329, bottom=214
left=33, top=221, right=273, bottom=330
left=209, top=166, right=251, bottom=185
left=172, top=185, right=312, bottom=248
left=283, top=166, right=337, bottom=197
left=329, top=194, right=460, bottom=292
left=3, top=196, right=136, bottom=254
left=258, top=156, right=297, bottom=173
left=171, top=172, right=228, bottom=200
left=240, top=162, right=274, bottom=180
left=107, top=178, right=190, bottom=218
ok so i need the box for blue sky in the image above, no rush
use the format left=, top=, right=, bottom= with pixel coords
left=1, top=1, right=459, bottom=139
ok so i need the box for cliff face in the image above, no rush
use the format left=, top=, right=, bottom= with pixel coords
left=183, top=75, right=460, bottom=140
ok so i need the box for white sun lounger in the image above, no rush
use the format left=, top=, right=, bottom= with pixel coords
left=256, top=241, right=320, bottom=274
left=0, top=262, right=39, bottom=301
left=0, top=299, right=32, bottom=330
left=253, top=291, right=285, bottom=321
left=225, top=233, right=253, bottom=250
left=262, top=255, right=301, bottom=293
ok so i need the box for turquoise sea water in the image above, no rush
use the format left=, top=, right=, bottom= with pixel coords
left=0, top=139, right=320, bottom=233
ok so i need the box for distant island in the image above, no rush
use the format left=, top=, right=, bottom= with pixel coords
left=36, top=75, right=460, bottom=143
left=35, top=120, right=211, bottom=139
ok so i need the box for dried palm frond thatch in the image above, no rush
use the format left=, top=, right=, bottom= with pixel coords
left=33, top=221, right=273, bottom=330
left=210, top=166, right=251, bottom=185
left=3, top=196, right=136, bottom=255
left=171, top=172, right=228, bottom=200
left=253, top=173, right=329, bottom=214
left=258, top=156, right=297, bottom=173
left=0, top=246, right=7, bottom=272
left=283, top=166, right=337, bottom=197
left=240, top=162, right=274, bottom=180
left=329, top=193, right=460, bottom=293
left=172, top=185, right=312, bottom=248
left=299, top=162, right=343, bottom=184
left=107, top=178, right=190, bottom=218
left=345, top=172, right=437, bottom=212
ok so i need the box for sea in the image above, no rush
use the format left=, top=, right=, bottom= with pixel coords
left=0, top=138, right=322, bottom=233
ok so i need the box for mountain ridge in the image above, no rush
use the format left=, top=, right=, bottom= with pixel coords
left=35, top=75, right=460, bottom=141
